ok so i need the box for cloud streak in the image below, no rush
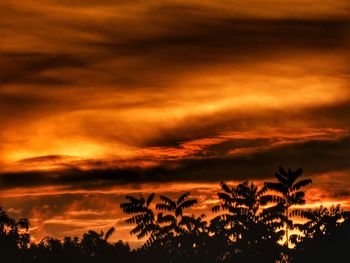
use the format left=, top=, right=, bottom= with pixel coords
left=0, top=0, right=349, bottom=244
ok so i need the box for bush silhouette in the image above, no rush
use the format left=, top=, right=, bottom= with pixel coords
left=1, top=167, right=349, bottom=263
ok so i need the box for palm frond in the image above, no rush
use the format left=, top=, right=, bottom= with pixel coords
left=104, top=227, right=115, bottom=241
left=124, top=195, right=141, bottom=204
left=291, top=179, right=312, bottom=192
left=146, top=193, right=156, bottom=207
left=159, top=195, right=176, bottom=208
left=176, top=199, right=197, bottom=216
left=261, top=194, right=285, bottom=204
left=220, top=181, right=232, bottom=194
left=177, top=192, right=190, bottom=205
left=264, top=182, right=286, bottom=194
left=289, top=191, right=306, bottom=205
left=278, top=166, right=288, bottom=177
left=275, top=172, right=289, bottom=185
left=156, top=203, right=174, bottom=212
left=212, top=204, right=221, bottom=213
left=218, top=192, right=233, bottom=203
left=158, top=214, right=176, bottom=224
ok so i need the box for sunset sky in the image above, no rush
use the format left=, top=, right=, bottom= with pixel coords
left=1, top=0, right=349, bottom=247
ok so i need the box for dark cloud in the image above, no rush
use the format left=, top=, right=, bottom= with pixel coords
left=0, top=52, right=90, bottom=85
left=1, top=1, right=349, bottom=133
left=174, top=137, right=350, bottom=182
left=81, top=18, right=350, bottom=79
left=0, top=92, right=63, bottom=114
left=143, top=101, right=350, bottom=148
left=109, top=18, right=349, bottom=51
left=1, top=136, right=349, bottom=190
left=1, top=1, right=349, bottom=88
left=1, top=0, right=349, bottom=245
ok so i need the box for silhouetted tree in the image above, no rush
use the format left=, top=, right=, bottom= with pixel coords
left=81, top=227, right=115, bottom=257
left=155, top=192, right=210, bottom=262
left=0, top=207, right=30, bottom=261
left=295, top=205, right=346, bottom=240
left=264, top=167, right=312, bottom=247
left=156, top=192, right=198, bottom=236
left=292, top=205, right=350, bottom=262
left=62, top=236, right=81, bottom=259
left=3, top=167, right=350, bottom=263
left=120, top=193, right=159, bottom=245
left=211, top=181, right=284, bottom=262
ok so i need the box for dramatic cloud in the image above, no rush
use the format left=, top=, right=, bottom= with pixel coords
left=0, top=0, right=349, bottom=244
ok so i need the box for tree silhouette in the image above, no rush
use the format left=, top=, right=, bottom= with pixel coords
left=293, top=205, right=349, bottom=242
left=156, top=192, right=198, bottom=236
left=293, top=205, right=350, bottom=262
left=211, top=181, right=284, bottom=262
left=3, top=167, right=350, bottom=263
left=120, top=193, right=159, bottom=245
left=0, top=207, right=30, bottom=261
left=264, top=167, right=312, bottom=247
left=81, top=227, right=115, bottom=257
left=155, top=192, right=210, bottom=262
left=62, top=236, right=80, bottom=259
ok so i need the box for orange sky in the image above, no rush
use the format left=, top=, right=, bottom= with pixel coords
left=0, top=0, right=350, bottom=246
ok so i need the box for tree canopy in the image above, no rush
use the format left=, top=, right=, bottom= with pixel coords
left=1, top=167, right=349, bottom=263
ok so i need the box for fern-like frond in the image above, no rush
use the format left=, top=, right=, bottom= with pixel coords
left=176, top=199, right=197, bottom=216
left=156, top=203, right=174, bottom=212
left=159, top=195, right=176, bottom=208
left=177, top=192, right=190, bottom=205
left=146, top=193, right=156, bottom=207
left=220, top=181, right=232, bottom=194
left=291, top=179, right=312, bottom=192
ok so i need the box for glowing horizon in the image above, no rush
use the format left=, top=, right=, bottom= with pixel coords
left=0, top=0, right=349, bottom=245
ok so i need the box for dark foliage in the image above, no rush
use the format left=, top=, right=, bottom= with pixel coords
left=291, top=205, right=350, bottom=262
left=1, top=167, right=349, bottom=263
